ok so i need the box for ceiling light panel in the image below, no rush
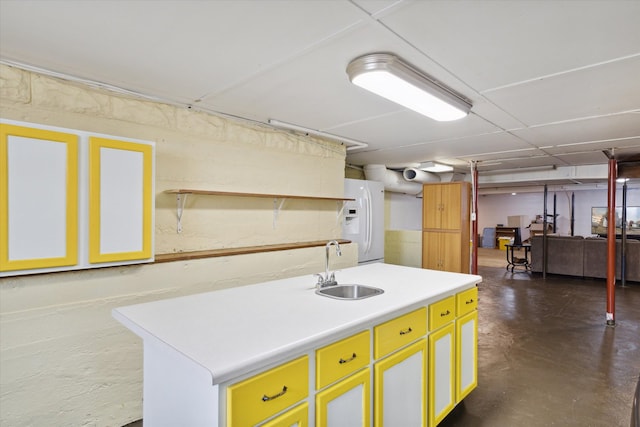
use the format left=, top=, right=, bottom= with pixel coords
left=346, top=53, right=472, bottom=121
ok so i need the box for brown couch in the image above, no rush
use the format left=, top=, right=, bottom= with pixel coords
left=530, top=235, right=640, bottom=282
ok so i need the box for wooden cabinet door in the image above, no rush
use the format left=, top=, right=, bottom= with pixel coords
left=316, top=368, right=370, bottom=427
left=440, top=184, right=463, bottom=231
left=374, top=339, right=426, bottom=427
left=422, top=185, right=442, bottom=230
left=422, top=232, right=441, bottom=270
left=440, top=232, right=463, bottom=273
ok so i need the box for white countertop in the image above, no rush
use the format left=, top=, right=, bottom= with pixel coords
left=113, top=263, right=481, bottom=384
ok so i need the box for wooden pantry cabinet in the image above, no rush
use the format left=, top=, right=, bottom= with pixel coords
left=422, top=182, right=471, bottom=273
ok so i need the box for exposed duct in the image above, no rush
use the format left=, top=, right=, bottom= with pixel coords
left=364, top=164, right=423, bottom=195
left=402, top=168, right=440, bottom=184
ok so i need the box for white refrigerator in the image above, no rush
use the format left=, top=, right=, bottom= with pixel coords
left=342, top=178, right=385, bottom=264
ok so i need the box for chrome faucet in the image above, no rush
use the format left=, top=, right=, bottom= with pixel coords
left=315, top=240, right=342, bottom=288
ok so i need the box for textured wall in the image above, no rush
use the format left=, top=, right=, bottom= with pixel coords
left=0, top=64, right=357, bottom=426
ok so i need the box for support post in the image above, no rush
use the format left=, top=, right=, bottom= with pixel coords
left=470, top=161, right=478, bottom=275
left=543, top=185, right=548, bottom=279
left=621, top=181, right=627, bottom=287
left=606, top=158, right=617, bottom=326
left=570, top=192, right=575, bottom=236
left=553, top=193, right=557, bottom=233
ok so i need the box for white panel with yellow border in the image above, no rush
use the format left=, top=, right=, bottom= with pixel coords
left=0, top=119, right=154, bottom=276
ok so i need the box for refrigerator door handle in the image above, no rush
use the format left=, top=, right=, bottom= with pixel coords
left=365, top=185, right=373, bottom=254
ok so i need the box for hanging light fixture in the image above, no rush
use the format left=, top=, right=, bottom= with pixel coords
left=346, top=53, right=472, bottom=121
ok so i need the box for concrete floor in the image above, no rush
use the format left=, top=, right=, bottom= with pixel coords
left=124, top=260, right=640, bottom=427
left=441, top=264, right=640, bottom=427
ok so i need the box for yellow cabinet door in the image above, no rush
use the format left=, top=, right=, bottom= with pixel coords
left=374, top=339, right=426, bottom=427
left=227, top=355, right=309, bottom=427
left=456, top=310, right=478, bottom=402
left=316, top=368, right=370, bottom=427
left=428, top=323, right=455, bottom=426
left=260, top=402, right=308, bottom=427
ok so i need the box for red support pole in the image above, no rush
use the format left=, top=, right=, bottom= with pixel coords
left=471, top=165, right=478, bottom=274
left=606, top=158, right=617, bottom=326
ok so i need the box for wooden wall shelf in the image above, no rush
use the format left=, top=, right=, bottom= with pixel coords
left=155, top=239, right=352, bottom=263
left=165, top=189, right=355, bottom=233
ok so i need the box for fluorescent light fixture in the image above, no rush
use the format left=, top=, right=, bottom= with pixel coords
left=346, top=53, right=472, bottom=121
left=419, top=161, right=454, bottom=173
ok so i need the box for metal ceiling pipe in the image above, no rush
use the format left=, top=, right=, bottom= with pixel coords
left=606, top=157, right=617, bottom=326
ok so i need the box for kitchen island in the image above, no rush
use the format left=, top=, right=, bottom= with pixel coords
left=113, top=263, right=482, bottom=427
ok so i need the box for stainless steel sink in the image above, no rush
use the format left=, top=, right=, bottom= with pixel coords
left=316, top=284, right=384, bottom=300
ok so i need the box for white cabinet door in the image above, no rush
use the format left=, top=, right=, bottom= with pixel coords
left=374, top=339, right=426, bottom=427
left=456, top=311, right=478, bottom=401
left=429, top=323, right=455, bottom=426
left=316, top=368, right=370, bottom=427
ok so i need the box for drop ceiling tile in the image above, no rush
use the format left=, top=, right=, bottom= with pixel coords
left=198, top=20, right=473, bottom=130
left=0, top=0, right=366, bottom=102
left=542, top=136, right=640, bottom=155
left=379, top=0, right=640, bottom=91
left=483, top=56, right=640, bottom=126
left=327, top=110, right=501, bottom=148
left=511, top=112, right=640, bottom=147
left=347, top=131, right=535, bottom=166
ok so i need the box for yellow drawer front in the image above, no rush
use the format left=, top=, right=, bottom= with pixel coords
left=429, top=296, right=456, bottom=331
left=316, top=330, right=370, bottom=390
left=227, top=355, right=309, bottom=427
left=374, top=307, right=427, bottom=359
left=456, top=287, right=478, bottom=317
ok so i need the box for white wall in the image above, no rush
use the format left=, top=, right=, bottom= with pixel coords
left=385, top=192, right=422, bottom=230
left=478, top=187, right=640, bottom=237
left=0, top=65, right=357, bottom=427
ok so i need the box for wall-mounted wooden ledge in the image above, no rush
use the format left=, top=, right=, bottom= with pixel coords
left=155, top=239, right=352, bottom=263
left=165, top=189, right=354, bottom=202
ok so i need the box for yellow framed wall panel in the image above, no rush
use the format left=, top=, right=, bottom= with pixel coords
left=0, top=123, right=78, bottom=272
left=0, top=119, right=155, bottom=276
left=89, top=136, right=153, bottom=263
